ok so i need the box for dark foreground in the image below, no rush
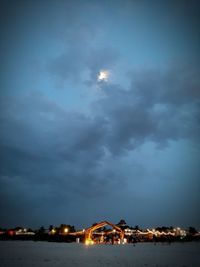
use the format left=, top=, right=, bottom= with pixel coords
left=0, top=241, right=200, bottom=267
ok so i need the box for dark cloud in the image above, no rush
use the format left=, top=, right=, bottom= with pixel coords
left=1, top=0, right=200, bottom=228
left=48, top=45, right=119, bottom=86
left=91, top=64, right=200, bottom=153
left=1, top=63, right=200, bottom=226
left=130, top=64, right=200, bottom=107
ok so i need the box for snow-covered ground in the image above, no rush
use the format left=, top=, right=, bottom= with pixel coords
left=0, top=241, right=199, bottom=267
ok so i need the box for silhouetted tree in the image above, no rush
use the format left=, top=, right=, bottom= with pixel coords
left=49, top=225, right=54, bottom=232
left=117, top=219, right=127, bottom=226
left=58, top=224, right=75, bottom=233
left=38, top=226, right=45, bottom=234
left=161, top=226, right=168, bottom=232
left=188, top=226, right=197, bottom=234
left=134, top=225, right=140, bottom=230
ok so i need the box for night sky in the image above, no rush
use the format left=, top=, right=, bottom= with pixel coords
left=0, top=0, right=200, bottom=230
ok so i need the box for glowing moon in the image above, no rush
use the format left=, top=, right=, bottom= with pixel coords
left=98, top=70, right=109, bottom=81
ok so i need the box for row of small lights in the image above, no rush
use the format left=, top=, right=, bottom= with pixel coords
left=51, top=228, right=69, bottom=234
left=50, top=226, right=186, bottom=245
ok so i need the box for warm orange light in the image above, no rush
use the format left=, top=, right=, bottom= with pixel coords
left=64, top=228, right=69, bottom=233
left=51, top=229, right=56, bottom=234
left=85, top=238, right=94, bottom=245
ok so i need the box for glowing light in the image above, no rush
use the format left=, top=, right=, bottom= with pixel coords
left=122, top=238, right=127, bottom=244
left=98, top=70, right=109, bottom=81
left=85, top=238, right=94, bottom=245
left=64, top=228, right=69, bottom=233
left=51, top=229, right=56, bottom=234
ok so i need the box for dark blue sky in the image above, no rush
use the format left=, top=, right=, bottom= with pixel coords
left=0, top=0, right=200, bottom=229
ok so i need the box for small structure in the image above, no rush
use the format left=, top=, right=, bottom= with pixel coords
left=84, top=221, right=124, bottom=245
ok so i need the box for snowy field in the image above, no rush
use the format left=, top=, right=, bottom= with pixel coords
left=0, top=241, right=200, bottom=267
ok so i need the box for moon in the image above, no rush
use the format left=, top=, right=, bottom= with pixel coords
left=98, top=70, right=110, bottom=82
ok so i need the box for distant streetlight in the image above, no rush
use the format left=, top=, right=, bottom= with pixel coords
left=64, top=228, right=69, bottom=233
left=51, top=229, right=56, bottom=234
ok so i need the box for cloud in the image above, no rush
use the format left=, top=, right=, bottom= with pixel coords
left=1, top=63, right=200, bottom=172
left=130, top=64, right=200, bottom=107
left=46, top=10, right=119, bottom=86
left=86, top=47, right=119, bottom=83
left=95, top=64, right=200, bottom=152
left=0, top=62, right=200, bottom=226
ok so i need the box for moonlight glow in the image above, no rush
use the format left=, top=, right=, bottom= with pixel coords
left=98, top=70, right=110, bottom=81
left=0, top=0, right=199, bottom=231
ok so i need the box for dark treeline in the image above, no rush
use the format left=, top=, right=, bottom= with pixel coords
left=0, top=221, right=199, bottom=243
